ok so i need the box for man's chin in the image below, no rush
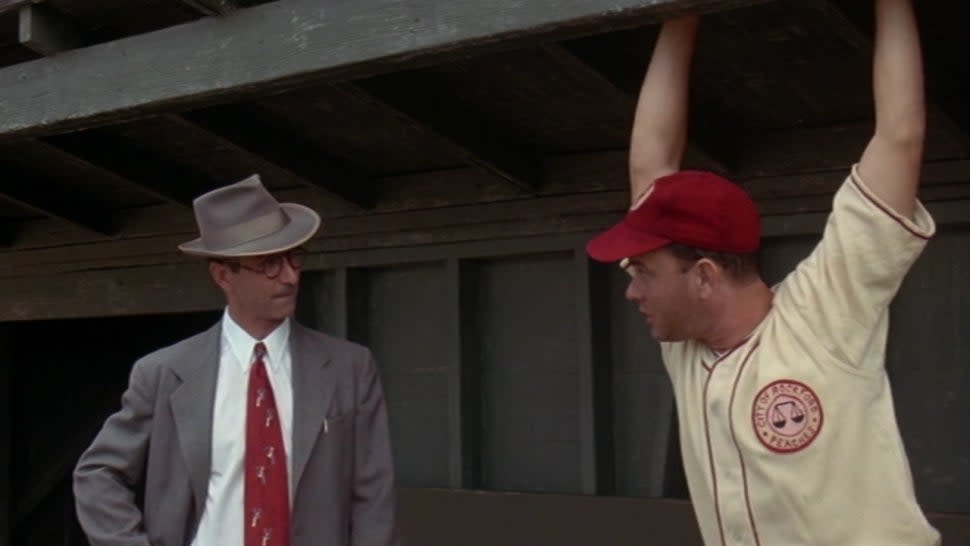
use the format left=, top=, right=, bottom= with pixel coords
left=267, top=301, right=296, bottom=321
left=271, top=294, right=296, bottom=308
left=648, top=326, right=684, bottom=343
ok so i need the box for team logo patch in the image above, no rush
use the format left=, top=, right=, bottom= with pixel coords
left=752, top=379, right=823, bottom=454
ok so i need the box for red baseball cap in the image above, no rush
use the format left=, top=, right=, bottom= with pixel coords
left=586, top=170, right=760, bottom=262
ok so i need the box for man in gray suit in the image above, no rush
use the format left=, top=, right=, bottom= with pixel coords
left=74, top=176, right=399, bottom=546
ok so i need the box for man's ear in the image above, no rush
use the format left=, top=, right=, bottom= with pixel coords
left=209, top=260, right=232, bottom=292
left=693, top=258, right=720, bottom=297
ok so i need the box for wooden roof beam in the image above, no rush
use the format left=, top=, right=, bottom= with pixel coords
left=545, top=42, right=732, bottom=173
left=0, top=0, right=37, bottom=15
left=0, top=0, right=771, bottom=139
left=344, top=79, right=540, bottom=194
left=181, top=0, right=268, bottom=16
left=0, top=162, right=117, bottom=237
left=180, top=0, right=238, bottom=16
left=17, top=2, right=87, bottom=56
left=14, top=4, right=208, bottom=209
left=822, top=0, right=970, bottom=147
left=181, top=107, right=378, bottom=209
left=43, top=131, right=214, bottom=208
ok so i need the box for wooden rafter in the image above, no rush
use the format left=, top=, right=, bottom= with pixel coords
left=545, top=42, right=732, bottom=173
left=181, top=106, right=377, bottom=209
left=344, top=79, right=540, bottom=193
left=43, top=131, right=209, bottom=208
left=822, top=0, right=970, bottom=149
left=181, top=0, right=268, bottom=16
left=0, top=161, right=117, bottom=237
left=0, top=0, right=37, bottom=15
left=14, top=4, right=210, bottom=210
left=180, top=0, right=237, bottom=16
left=0, top=0, right=771, bottom=139
left=17, top=3, right=87, bottom=56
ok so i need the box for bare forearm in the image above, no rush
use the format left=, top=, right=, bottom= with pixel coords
left=629, top=16, right=699, bottom=205
left=872, top=0, right=924, bottom=143
left=858, top=0, right=925, bottom=218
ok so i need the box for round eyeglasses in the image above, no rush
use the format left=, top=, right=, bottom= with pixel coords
left=227, top=247, right=307, bottom=279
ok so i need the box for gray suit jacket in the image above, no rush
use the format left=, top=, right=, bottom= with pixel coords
left=73, top=320, right=400, bottom=546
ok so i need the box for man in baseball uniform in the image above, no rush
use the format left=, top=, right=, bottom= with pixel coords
left=586, top=1, right=939, bottom=545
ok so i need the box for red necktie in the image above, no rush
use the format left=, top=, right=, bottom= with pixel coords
left=245, top=342, right=290, bottom=546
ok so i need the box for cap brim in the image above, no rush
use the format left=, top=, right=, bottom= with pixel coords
left=178, top=203, right=321, bottom=257
left=586, top=219, right=670, bottom=263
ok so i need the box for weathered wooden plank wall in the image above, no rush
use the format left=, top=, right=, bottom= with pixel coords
left=888, top=227, right=970, bottom=513
left=4, top=221, right=969, bottom=542
left=396, top=489, right=970, bottom=546
left=1, top=153, right=967, bottom=281
left=2, top=198, right=968, bottom=322
left=0, top=327, right=8, bottom=546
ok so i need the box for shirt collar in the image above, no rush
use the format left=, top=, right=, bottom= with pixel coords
left=221, top=309, right=291, bottom=372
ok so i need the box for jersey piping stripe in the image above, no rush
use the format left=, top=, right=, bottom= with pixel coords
left=849, top=174, right=930, bottom=241
left=702, top=362, right=727, bottom=546
left=702, top=335, right=752, bottom=373
left=728, top=339, right=763, bottom=546
left=701, top=342, right=748, bottom=546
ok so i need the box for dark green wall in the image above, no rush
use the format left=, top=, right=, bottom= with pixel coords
left=2, top=225, right=969, bottom=544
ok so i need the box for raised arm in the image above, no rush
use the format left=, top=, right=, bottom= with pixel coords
left=857, top=0, right=925, bottom=219
left=628, top=16, right=699, bottom=206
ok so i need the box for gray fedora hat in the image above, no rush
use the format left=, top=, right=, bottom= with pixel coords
left=178, top=174, right=321, bottom=258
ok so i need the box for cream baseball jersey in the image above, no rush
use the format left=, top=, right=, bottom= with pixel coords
left=661, top=165, right=940, bottom=546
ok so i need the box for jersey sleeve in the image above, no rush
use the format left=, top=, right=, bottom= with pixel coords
left=773, top=164, right=935, bottom=370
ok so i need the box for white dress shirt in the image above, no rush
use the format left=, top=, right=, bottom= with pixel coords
left=190, top=310, right=294, bottom=546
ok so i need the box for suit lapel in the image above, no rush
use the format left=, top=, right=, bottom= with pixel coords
left=169, top=321, right=221, bottom=518
left=290, top=323, right=335, bottom=496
